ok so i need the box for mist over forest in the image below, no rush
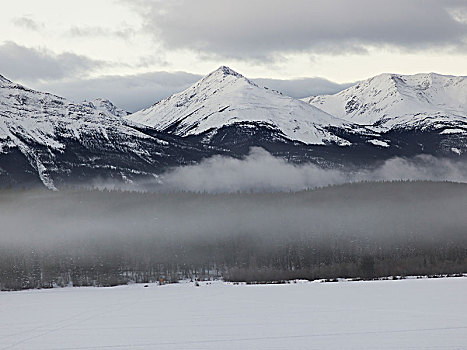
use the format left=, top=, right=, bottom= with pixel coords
left=1, top=180, right=466, bottom=290
left=88, top=148, right=467, bottom=193
left=159, top=149, right=467, bottom=193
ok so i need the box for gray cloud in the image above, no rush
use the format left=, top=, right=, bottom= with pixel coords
left=31, top=71, right=202, bottom=112
left=254, top=78, right=353, bottom=99
left=12, top=17, right=43, bottom=31
left=123, top=0, right=467, bottom=60
left=67, top=26, right=137, bottom=40
left=0, top=42, right=105, bottom=81
left=68, top=26, right=108, bottom=37
left=28, top=71, right=352, bottom=112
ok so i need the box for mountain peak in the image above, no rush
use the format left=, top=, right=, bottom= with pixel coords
left=212, top=66, right=243, bottom=77
left=199, top=66, right=258, bottom=89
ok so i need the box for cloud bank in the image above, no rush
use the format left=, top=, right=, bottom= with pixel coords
left=0, top=42, right=105, bottom=81
left=158, top=148, right=467, bottom=193
left=25, top=72, right=352, bottom=112
left=254, top=78, right=353, bottom=99
left=31, top=71, right=202, bottom=112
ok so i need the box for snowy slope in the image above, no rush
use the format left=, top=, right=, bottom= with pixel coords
left=304, top=73, right=467, bottom=133
left=1, top=279, right=466, bottom=350
left=0, top=77, right=145, bottom=148
left=0, top=83, right=146, bottom=151
left=128, top=66, right=354, bottom=145
left=83, top=98, right=130, bottom=117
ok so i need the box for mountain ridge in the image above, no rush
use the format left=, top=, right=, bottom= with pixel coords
left=0, top=74, right=12, bottom=84
left=304, top=72, right=467, bottom=132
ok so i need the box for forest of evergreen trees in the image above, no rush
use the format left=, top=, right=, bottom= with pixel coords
left=0, top=181, right=466, bottom=290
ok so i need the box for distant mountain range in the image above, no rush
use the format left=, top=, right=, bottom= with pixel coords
left=0, top=67, right=466, bottom=188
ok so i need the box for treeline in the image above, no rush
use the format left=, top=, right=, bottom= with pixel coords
left=0, top=181, right=466, bottom=290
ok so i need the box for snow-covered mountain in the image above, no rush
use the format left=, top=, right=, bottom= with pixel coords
left=83, top=98, right=130, bottom=117
left=127, top=67, right=466, bottom=161
left=0, top=75, right=216, bottom=189
left=1, top=69, right=466, bottom=189
left=128, top=66, right=355, bottom=146
left=304, top=73, right=467, bottom=133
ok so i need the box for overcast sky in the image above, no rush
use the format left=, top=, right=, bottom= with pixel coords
left=2, top=0, right=467, bottom=110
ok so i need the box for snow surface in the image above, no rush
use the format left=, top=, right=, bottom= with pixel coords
left=367, top=139, right=390, bottom=147
left=0, top=278, right=465, bottom=349
left=0, top=81, right=146, bottom=150
left=304, top=73, right=467, bottom=132
left=441, top=128, right=466, bottom=134
left=127, top=66, right=353, bottom=145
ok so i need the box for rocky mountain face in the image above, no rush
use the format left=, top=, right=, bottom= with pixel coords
left=304, top=73, right=467, bottom=127
left=304, top=73, right=467, bottom=155
left=82, top=98, right=130, bottom=117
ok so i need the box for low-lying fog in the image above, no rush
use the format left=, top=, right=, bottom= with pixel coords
left=0, top=149, right=466, bottom=289
left=96, top=148, right=467, bottom=193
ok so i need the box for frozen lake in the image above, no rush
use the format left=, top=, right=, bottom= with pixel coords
left=0, top=278, right=466, bottom=349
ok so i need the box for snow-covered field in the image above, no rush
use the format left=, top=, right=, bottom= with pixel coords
left=0, top=278, right=466, bottom=350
